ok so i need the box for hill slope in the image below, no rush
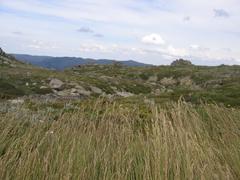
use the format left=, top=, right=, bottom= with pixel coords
left=1, top=48, right=240, bottom=179
left=1, top=48, right=240, bottom=106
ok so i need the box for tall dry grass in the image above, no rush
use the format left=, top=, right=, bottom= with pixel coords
left=0, top=99, right=240, bottom=179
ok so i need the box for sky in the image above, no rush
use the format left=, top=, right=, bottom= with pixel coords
left=0, top=0, right=240, bottom=65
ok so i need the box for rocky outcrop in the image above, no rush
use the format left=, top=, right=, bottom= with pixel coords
left=0, top=48, right=4, bottom=56
left=171, top=59, right=193, bottom=66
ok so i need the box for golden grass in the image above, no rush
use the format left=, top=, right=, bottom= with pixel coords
left=0, top=99, right=240, bottom=179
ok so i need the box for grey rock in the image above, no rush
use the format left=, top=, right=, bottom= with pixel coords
left=57, top=90, right=69, bottom=96
left=166, top=89, right=174, bottom=93
left=9, top=99, right=25, bottom=104
left=49, top=78, right=64, bottom=90
left=179, top=76, right=193, bottom=87
left=116, top=91, right=134, bottom=97
left=90, top=86, right=103, bottom=94
left=160, top=77, right=177, bottom=86
left=148, top=75, right=158, bottom=82
left=77, top=89, right=91, bottom=96
left=40, top=86, right=48, bottom=89
left=144, top=98, right=155, bottom=106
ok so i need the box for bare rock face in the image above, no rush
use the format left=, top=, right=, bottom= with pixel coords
left=49, top=79, right=64, bottom=90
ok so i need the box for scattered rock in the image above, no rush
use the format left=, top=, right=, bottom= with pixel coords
left=10, top=64, right=17, bottom=68
left=40, top=86, right=48, bottom=89
left=166, top=89, right=174, bottom=93
left=154, top=89, right=162, bottom=95
left=160, top=77, right=177, bottom=86
left=90, top=86, right=103, bottom=94
left=204, top=80, right=223, bottom=88
left=56, top=90, right=69, bottom=97
left=49, top=78, right=64, bottom=90
left=100, top=75, right=113, bottom=81
left=111, top=86, right=118, bottom=91
left=116, top=91, right=134, bottom=97
left=73, top=85, right=92, bottom=96
left=71, top=88, right=78, bottom=94
left=9, top=99, right=24, bottom=104
left=148, top=75, right=158, bottom=82
left=179, top=76, right=201, bottom=90
left=3, top=61, right=9, bottom=65
left=77, top=89, right=91, bottom=96
left=54, top=87, right=91, bottom=97
left=144, top=98, right=155, bottom=106
left=75, top=85, right=85, bottom=90
left=179, top=76, right=193, bottom=87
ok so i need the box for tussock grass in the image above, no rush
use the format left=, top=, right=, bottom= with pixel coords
left=0, top=100, right=240, bottom=179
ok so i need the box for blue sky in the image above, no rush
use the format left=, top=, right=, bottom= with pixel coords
left=0, top=0, right=240, bottom=65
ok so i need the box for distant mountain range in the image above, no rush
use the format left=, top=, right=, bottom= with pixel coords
left=12, top=54, right=151, bottom=70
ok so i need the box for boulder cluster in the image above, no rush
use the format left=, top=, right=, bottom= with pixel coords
left=171, top=59, right=193, bottom=66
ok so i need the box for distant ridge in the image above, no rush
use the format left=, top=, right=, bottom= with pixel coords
left=12, top=54, right=151, bottom=70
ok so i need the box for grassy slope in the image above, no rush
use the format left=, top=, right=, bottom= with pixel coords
left=1, top=54, right=240, bottom=179
left=1, top=52, right=240, bottom=106
left=69, top=64, right=240, bottom=106
left=0, top=99, right=239, bottom=179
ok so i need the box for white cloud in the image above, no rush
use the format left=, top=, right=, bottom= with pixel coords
left=141, top=34, right=165, bottom=45
left=166, top=45, right=188, bottom=57
left=28, top=40, right=59, bottom=50
left=79, top=44, right=110, bottom=53
left=190, top=44, right=200, bottom=50
left=154, top=45, right=189, bottom=57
